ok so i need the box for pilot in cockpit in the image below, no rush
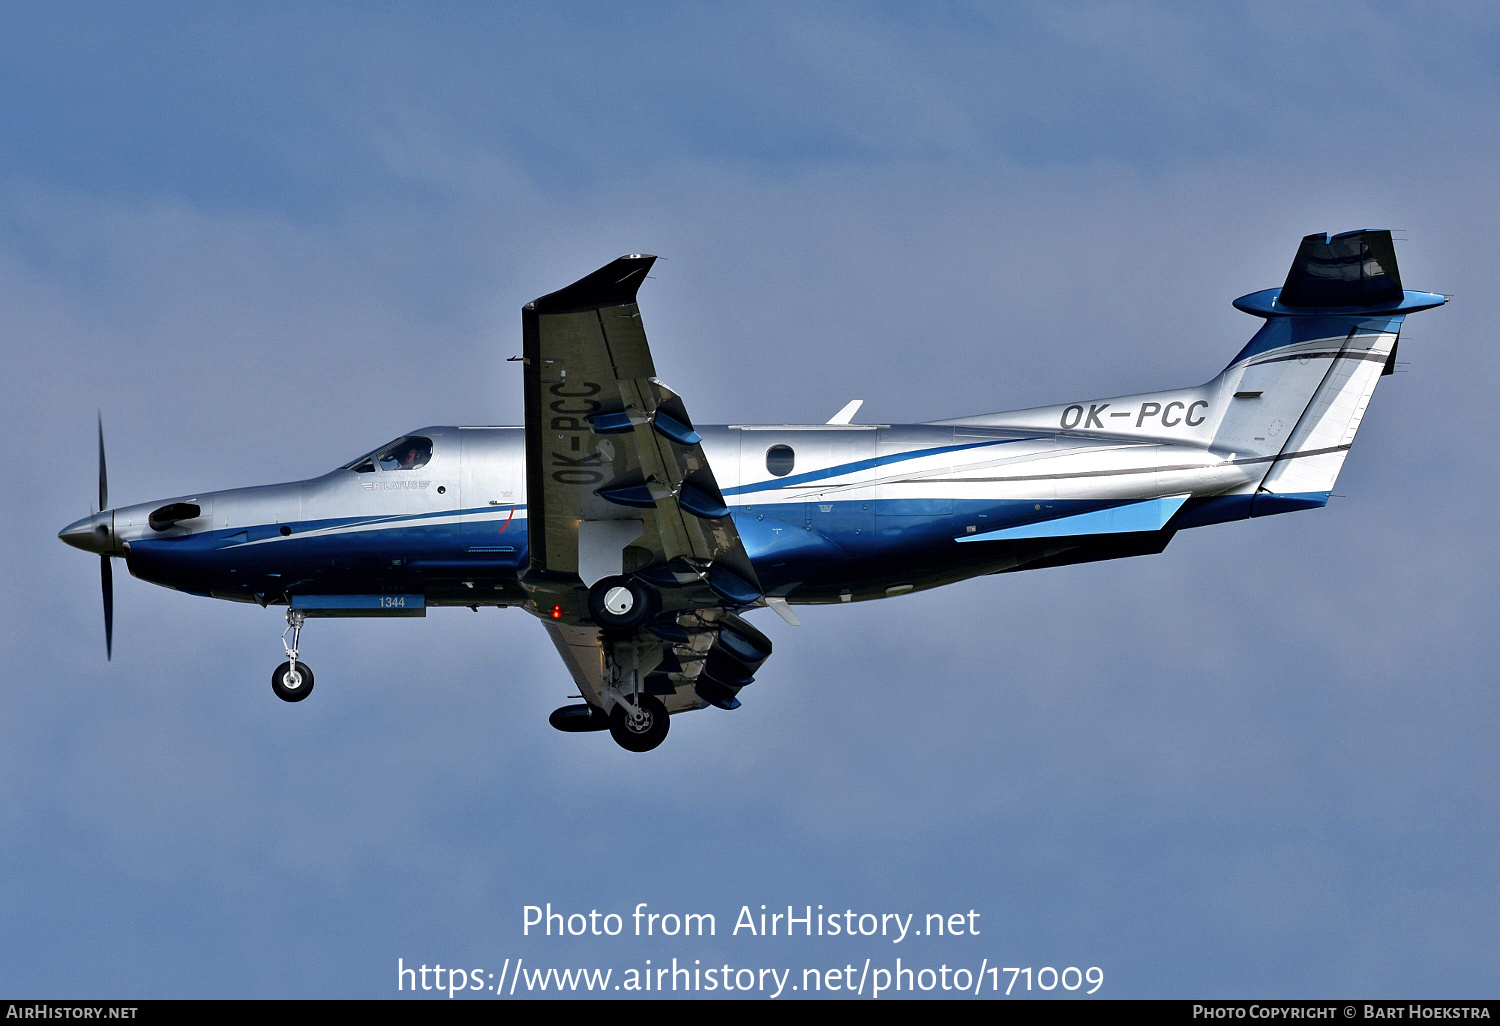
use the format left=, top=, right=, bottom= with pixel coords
left=346, top=435, right=433, bottom=473
left=376, top=436, right=431, bottom=471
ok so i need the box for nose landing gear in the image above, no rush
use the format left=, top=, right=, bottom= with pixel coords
left=272, top=610, right=315, bottom=702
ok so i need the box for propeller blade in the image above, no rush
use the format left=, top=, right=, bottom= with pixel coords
left=97, top=413, right=108, bottom=512
left=101, top=554, right=114, bottom=661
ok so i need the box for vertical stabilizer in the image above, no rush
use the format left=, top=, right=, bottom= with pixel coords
left=1219, top=230, right=1445, bottom=516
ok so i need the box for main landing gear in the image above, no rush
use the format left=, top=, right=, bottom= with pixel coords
left=549, top=694, right=668, bottom=751
left=608, top=693, right=669, bottom=753
left=587, top=575, right=652, bottom=632
left=272, top=609, right=314, bottom=702
left=602, top=626, right=670, bottom=753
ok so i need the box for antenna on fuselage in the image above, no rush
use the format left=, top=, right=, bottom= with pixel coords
left=827, top=400, right=863, bottom=425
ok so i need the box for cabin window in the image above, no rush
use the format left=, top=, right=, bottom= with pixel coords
left=765, top=444, right=795, bottom=477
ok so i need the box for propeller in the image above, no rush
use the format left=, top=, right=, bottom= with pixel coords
left=98, top=413, right=112, bottom=661
left=101, top=555, right=113, bottom=661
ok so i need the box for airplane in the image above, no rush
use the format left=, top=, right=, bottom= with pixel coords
left=59, top=230, right=1446, bottom=752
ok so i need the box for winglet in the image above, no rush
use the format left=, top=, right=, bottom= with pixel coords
left=827, top=400, right=863, bottom=425
left=528, top=255, right=658, bottom=315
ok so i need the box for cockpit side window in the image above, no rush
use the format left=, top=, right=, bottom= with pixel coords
left=376, top=436, right=433, bottom=471
left=341, top=435, right=434, bottom=473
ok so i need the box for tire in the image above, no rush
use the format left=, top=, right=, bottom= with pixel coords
left=588, top=576, right=653, bottom=632
left=272, top=660, right=315, bottom=702
left=608, top=694, right=670, bottom=752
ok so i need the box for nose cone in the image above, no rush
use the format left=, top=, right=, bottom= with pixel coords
left=60, top=511, right=113, bottom=554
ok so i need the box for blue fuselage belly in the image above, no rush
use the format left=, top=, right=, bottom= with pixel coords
left=115, top=413, right=1320, bottom=605
left=126, top=509, right=528, bottom=602
left=124, top=493, right=1259, bottom=604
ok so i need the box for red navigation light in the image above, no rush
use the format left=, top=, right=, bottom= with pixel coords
left=550, top=605, right=563, bottom=620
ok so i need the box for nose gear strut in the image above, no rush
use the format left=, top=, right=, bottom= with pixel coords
left=272, top=609, right=315, bottom=702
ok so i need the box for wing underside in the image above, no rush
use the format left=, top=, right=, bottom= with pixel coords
left=522, top=256, right=771, bottom=721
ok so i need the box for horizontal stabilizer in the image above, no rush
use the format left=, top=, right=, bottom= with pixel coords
left=957, top=495, right=1189, bottom=544
left=1282, top=229, right=1402, bottom=307
left=1233, top=230, right=1445, bottom=318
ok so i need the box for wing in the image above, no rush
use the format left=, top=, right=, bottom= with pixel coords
left=523, top=256, right=770, bottom=719
left=542, top=605, right=772, bottom=717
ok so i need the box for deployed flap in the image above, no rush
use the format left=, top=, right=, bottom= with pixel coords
left=522, top=255, right=762, bottom=594
left=541, top=612, right=768, bottom=717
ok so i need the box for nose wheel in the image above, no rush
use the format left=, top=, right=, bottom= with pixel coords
left=273, top=610, right=315, bottom=703
left=272, top=660, right=315, bottom=701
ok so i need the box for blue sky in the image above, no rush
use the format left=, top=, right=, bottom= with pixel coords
left=2, top=1, right=1497, bottom=999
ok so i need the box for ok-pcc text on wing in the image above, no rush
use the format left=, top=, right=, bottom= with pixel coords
left=523, top=903, right=980, bottom=943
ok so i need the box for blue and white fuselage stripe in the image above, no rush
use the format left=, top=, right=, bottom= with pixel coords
left=52, top=233, right=1446, bottom=747
left=92, top=292, right=1429, bottom=607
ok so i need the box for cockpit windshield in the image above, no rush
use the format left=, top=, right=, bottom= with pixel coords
left=342, top=435, right=434, bottom=473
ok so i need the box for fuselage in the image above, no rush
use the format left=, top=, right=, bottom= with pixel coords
left=63, top=409, right=1265, bottom=613
left=53, top=231, right=1444, bottom=748
left=64, top=251, right=1448, bottom=622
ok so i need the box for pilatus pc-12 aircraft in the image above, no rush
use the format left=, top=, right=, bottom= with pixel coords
left=60, top=230, right=1445, bottom=752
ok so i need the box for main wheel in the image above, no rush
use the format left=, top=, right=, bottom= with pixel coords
left=608, top=694, right=670, bottom=752
left=272, top=660, right=315, bottom=702
left=588, top=576, right=653, bottom=632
